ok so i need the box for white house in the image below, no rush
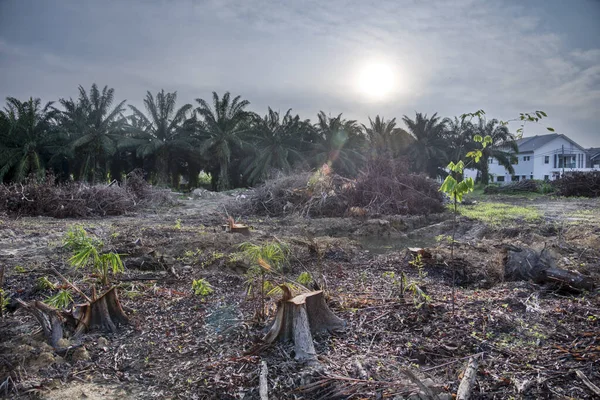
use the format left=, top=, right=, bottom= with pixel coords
left=587, top=147, right=600, bottom=168
left=483, top=134, right=598, bottom=183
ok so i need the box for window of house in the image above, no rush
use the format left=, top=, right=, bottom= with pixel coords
left=544, top=156, right=549, bottom=164
left=488, top=158, right=493, bottom=164
left=512, top=176, right=519, bottom=181
left=530, top=175, right=533, bottom=179
left=523, top=156, right=530, bottom=161
left=512, top=159, right=518, bottom=165
left=521, top=175, right=526, bottom=180
left=558, top=155, right=576, bottom=169
left=544, top=175, right=549, bottom=181
left=497, top=176, right=505, bottom=182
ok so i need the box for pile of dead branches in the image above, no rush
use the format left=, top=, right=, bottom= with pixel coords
left=234, top=158, right=443, bottom=217
left=484, top=179, right=539, bottom=194
left=0, top=171, right=175, bottom=218
left=348, top=157, right=444, bottom=215
left=553, top=171, right=600, bottom=197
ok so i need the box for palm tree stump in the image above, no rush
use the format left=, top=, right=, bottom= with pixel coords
left=263, top=288, right=345, bottom=362
left=72, top=287, right=129, bottom=336
left=18, top=287, right=128, bottom=349
left=17, top=300, right=66, bottom=349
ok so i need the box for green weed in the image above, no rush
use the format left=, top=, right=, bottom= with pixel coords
left=457, top=202, right=541, bottom=224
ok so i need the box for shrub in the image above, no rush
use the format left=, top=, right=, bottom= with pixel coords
left=192, top=279, right=214, bottom=297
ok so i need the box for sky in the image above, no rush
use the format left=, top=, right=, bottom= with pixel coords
left=0, top=0, right=599, bottom=147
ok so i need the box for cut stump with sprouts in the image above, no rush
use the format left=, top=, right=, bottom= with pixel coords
left=264, top=287, right=345, bottom=363
left=18, top=286, right=129, bottom=349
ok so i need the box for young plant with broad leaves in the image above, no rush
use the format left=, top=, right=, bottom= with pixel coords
left=63, top=225, right=124, bottom=286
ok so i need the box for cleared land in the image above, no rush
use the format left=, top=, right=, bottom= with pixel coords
left=1, top=193, right=599, bottom=399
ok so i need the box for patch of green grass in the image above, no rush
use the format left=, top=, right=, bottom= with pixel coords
left=457, top=202, right=542, bottom=224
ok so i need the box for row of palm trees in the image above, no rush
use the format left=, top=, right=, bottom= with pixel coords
left=0, top=83, right=519, bottom=190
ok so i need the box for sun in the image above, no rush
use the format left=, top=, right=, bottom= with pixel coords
left=357, top=62, right=396, bottom=100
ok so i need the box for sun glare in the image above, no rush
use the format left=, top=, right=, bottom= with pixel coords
left=357, top=62, right=396, bottom=101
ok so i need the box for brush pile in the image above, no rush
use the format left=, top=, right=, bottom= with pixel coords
left=484, top=179, right=539, bottom=194
left=234, top=158, right=444, bottom=217
left=553, top=171, right=600, bottom=198
left=0, top=170, right=175, bottom=218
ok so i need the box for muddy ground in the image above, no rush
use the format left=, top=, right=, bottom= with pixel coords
left=0, top=192, right=599, bottom=399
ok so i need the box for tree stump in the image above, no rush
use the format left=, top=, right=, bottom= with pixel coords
left=17, top=299, right=65, bottom=348
left=18, top=287, right=129, bottom=348
left=264, top=287, right=345, bottom=362
left=73, top=287, right=129, bottom=336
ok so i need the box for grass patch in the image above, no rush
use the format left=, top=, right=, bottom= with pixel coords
left=457, top=202, right=542, bottom=224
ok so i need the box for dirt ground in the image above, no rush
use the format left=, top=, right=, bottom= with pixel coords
left=1, top=193, right=599, bottom=399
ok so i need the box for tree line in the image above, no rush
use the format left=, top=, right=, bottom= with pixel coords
left=0, top=83, right=519, bottom=190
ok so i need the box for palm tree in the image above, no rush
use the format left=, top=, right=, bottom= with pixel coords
left=443, top=117, right=476, bottom=164
left=59, top=84, right=126, bottom=183
left=242, top=108, right=305, bottom=184
left=195, top=92, right=253, bottom=191
left=363, top=115, right=413, bottom=159
left=0, top=97, right=62, bottom=182
left=402, top=112, right=448, bottom=178
left=476, top=118, right=518, bottom=184
left=312, top=111, right=366, bottom=176
left=126, top=90, right=194, bottom=185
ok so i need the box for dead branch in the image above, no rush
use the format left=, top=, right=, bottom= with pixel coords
left=575, top=370, right=600, bottom=397
left=402, top=368, right=439, bottom=400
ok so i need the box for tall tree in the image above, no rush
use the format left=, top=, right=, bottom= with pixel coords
left=312, top=111, right=366, bottom=176
left=126, top=90, right=194, bottom=185
left=242, top=108, right=305, bottom=184
left=402, top=112, right=448, bottom=178
left=363, top=115, right=413, bottom=159
left=59, top=84, right=126, bottom=182
left=195, top=92, right=253, bottom=191
left=0, top=97, right=62, bottom=182
left=476, top=118, right=518, bottom=184
left=444, top=116, right=477, bottom=179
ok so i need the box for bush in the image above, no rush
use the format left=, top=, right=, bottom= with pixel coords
left=0, top=171, right=175, bottom=218
left=553, top=171, right=600, bottom=197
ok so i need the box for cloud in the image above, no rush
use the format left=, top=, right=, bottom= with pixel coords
left=0, top=0, right=598, bottom=146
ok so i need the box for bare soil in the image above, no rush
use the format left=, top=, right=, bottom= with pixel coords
left=1, top=194, right=599, bottom=399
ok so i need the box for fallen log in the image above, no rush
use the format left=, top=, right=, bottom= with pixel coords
left=264, top=287, right=345, bottom=363
left=543, top=268, right=594, bottom=291
left=456, top=357, right=479, bottom=400
left=259, top=360, right=269, bottom=400
left=504, top=247, right=594, bottom=291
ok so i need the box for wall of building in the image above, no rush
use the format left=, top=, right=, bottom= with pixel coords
left=534, top=137, right=588, bottom=180
left=486, top=136, right=591, bottom=183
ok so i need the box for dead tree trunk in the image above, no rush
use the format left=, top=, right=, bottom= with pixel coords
left=264, top=287, right=345, bottom=363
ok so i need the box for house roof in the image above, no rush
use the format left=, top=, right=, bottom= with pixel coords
left=515, top=134, right=585, bottom=153
left=587, top=147, right=600, bottom=160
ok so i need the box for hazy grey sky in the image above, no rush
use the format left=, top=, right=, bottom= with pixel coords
left=1, top=0, right=599, bottom=146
